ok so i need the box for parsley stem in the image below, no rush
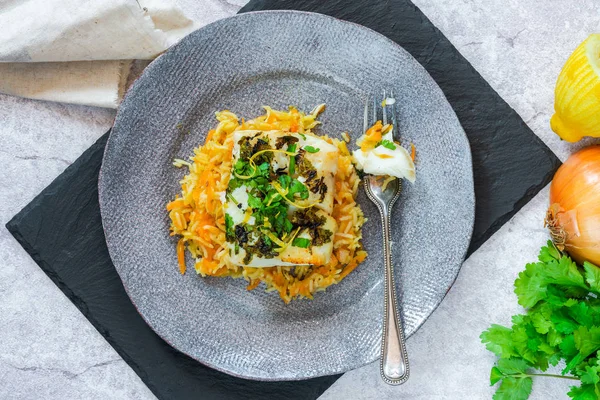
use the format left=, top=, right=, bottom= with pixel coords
left=522, top=373, right=578, bottom=381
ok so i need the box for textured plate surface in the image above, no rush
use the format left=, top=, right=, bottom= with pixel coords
left=99, top=10, right=475, bottom=380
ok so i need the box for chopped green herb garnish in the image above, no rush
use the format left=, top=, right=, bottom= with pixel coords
left=279, top=174, right=292, bottom=189
left=228, top=134, right=324, bottom=260
left=226, top=193, right=238, bottom=205
left=234, top=159, right=246, bottom=172
left=224, top=214, right=234, bottom=240
left=233, top=158, right=258, bottom=179
left=377, top=140, right=397, bottom=150
left=284, top=219, right=293, bottom=233
left=288, top=143, right=297, bottom=175
left=298, top=133, right=307, bottom=140
left=292, top=237, right=310, bottom=248
left=262, top=235, right=272, bottom=247
left=264, top=191, right=281, bottom=207
left=247, top=192, right=262, bottom=209
left=288, top=179, right=309, bottom=200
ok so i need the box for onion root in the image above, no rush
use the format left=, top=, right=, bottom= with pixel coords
left=545, top=203, right=567, bottom=251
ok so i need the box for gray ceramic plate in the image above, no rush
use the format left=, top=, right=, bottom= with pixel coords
left=99, top=11, right=475, bottom=380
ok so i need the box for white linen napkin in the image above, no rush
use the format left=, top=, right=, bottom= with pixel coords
left=0, top=0, right=197, bottom=108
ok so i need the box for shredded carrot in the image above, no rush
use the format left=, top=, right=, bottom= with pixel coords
left=289, top=108, right=300, bottom=132
left=177, top=239, right=186, bottom=274
left=246, top=279, right=261, bottom=291
left=211, top=264, right=229, bottom=276
left=205, top=129, right=216, bottom=142
left=376, top=153, right=394, bottom=159
left=410, top=143, right=416, bottom=162
left=192, top=185, right=201, bottom=205
left=166, top=198, right=184, bottom=211
left=193, top=212, right=216, bottom=242
left=329, top=254, right=339, bottom=268
left=205, top=182, right=215, bottom=213
left=197, top=258, right=220, bottom=275
left=365, top=120, right=383, bottom=140
left=338, top=251, right=367, bottom=279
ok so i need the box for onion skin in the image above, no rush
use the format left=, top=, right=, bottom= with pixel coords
left=547, top=146, right=600, bottom=265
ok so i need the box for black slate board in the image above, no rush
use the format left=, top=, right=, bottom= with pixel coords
left=6, top=0, right=560, bottom=399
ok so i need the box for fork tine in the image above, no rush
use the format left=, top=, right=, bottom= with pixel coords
left=372, top=95, right=378, bottom=125
left=363, top=98, right=369, bottom=134
left=390, top=88, right=398, bottom=142
left=382, top=89, right=387, bottom=125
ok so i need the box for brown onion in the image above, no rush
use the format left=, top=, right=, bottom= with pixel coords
left=546, top=146, right=600, bottom=265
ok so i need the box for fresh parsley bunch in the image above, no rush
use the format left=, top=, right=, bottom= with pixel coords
left=481, top=241, right=600, bottom=400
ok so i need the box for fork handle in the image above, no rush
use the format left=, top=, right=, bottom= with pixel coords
left=380, top=209, right=410, bottom=385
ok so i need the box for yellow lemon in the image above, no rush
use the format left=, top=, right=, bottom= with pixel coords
left=551, top=34, right=600, bottom=142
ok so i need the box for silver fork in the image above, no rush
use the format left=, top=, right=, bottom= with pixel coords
left=363, top=89, right=410, bottom=385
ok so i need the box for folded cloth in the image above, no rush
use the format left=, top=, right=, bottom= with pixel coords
left=0, top=0, right=196, bottom=108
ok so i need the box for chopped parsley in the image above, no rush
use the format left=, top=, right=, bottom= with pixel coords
left=258, top=162, right=270, bottom=172
left=224, top=214, right=234, bottom=240
left=247, top=192, right=263, bottom=209
left=377, top=140, right=397, bottom=150
left=226, top=193, right=238, bottom=205
left=288, top=143, right=297, bottom=175
left=288, top=179, right=309, bottom=200
left=226, top=134, right=334, bottom=264
left=292, top=238, right=311, bottom=248
left=278, top=174, right=292, bottom=189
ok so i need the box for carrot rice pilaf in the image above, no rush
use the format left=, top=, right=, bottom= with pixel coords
left=166, top=106, right=367, bottom=303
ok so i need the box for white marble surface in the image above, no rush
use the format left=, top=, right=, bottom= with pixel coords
left=0, top=0, right=598, bottom=399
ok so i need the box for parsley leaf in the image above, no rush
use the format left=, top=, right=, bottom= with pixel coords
left=579, top=365, right=600, bottom=385
left=530, top=303, right=553, bottom=334
left=304, top=145, right=320, bottom=153
left=575, top=326, right=600, bottom=360
left=283, top=219, right=293, bottom=233
left=490, top=367, right=504, bottom=385
left=567, top=384, right=598, bottom=400
left=288, top=143, right=297, bottom=175
left=279, top=174, right=291, bottom=189
left=233, top=158, right=256, bottom=178
left=560, top=334, right=578, bottom=357
left=288, top=179, right=308, bottom=200
left=224, top=214, right=234, bottom=240
left=515, top=243, right=587, bottom=308
left=583, top=261, right=600, bottom=293
left=552, top=308, right=579, bottom=334
left=376, top=139, right=396, bottom=150
left=247, top=192, right=262, bottom=209
left=496, top=358, right=529, bottom=375
left=482, top=242, right=600, bottom=400
left=481, top=324, right=517, bottom=358
left=292, top=238, right=310, bottom=248
left=494, top=376, right=533, bottom=400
